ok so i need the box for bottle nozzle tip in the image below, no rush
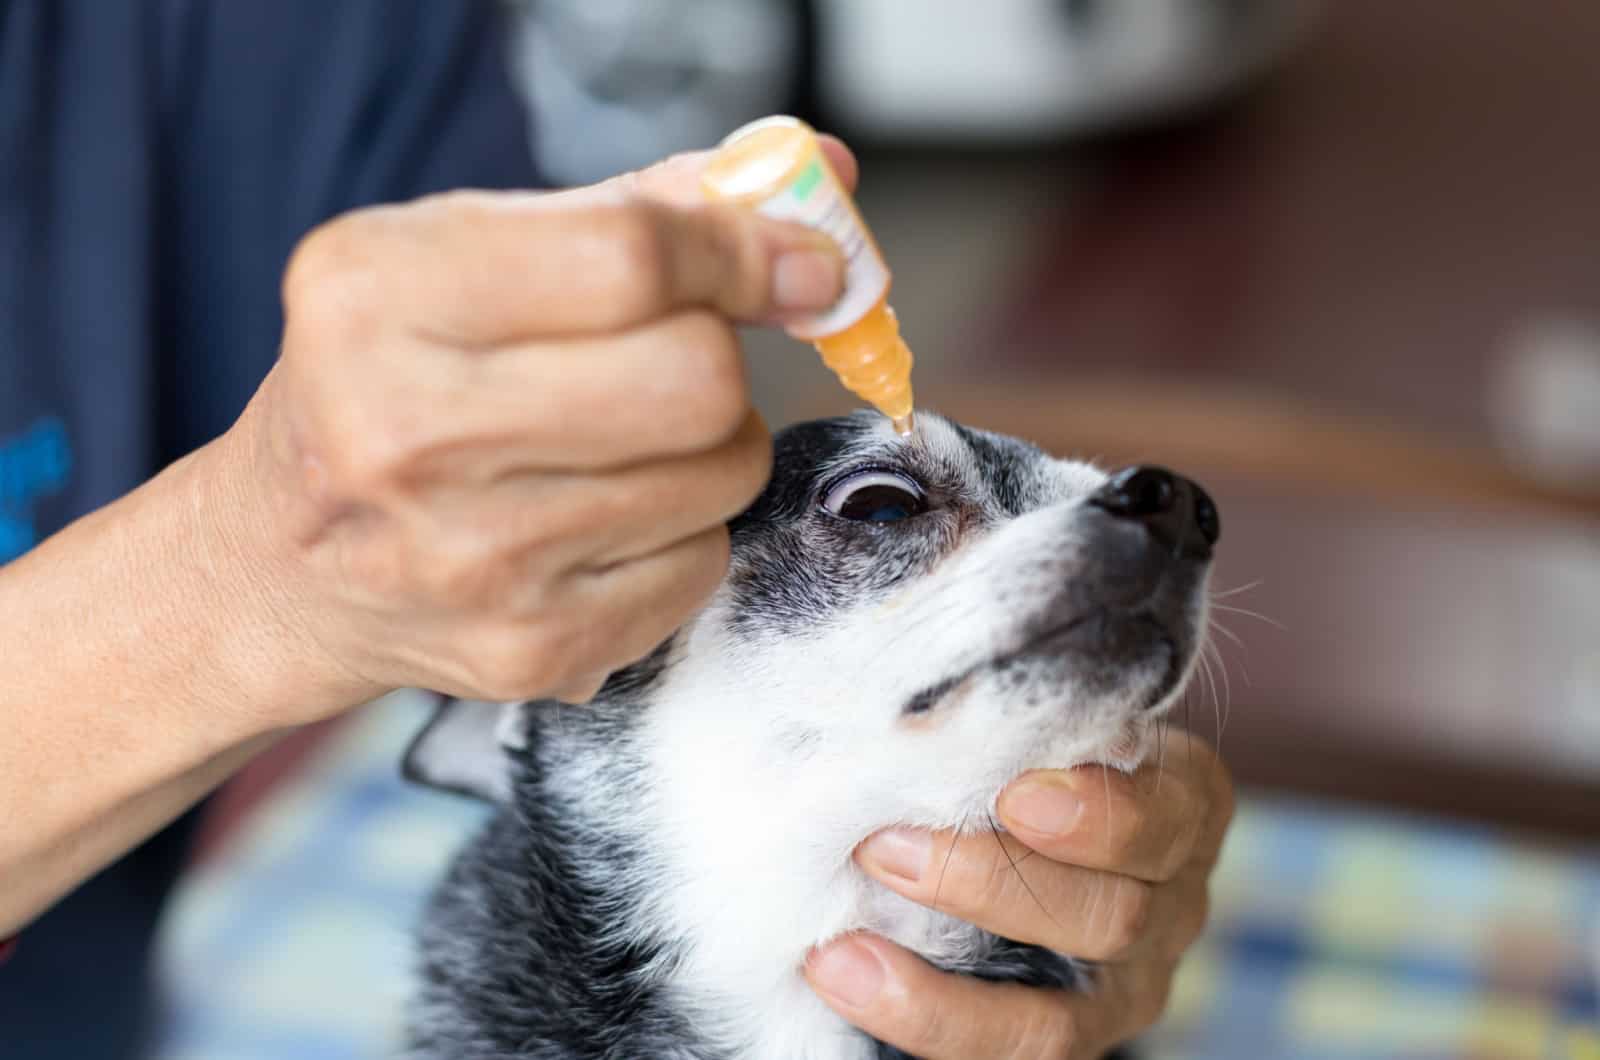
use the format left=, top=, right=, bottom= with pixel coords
left=891, top=412, right=916, bottom=436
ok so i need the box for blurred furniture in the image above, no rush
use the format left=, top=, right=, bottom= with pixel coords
left=811, top=0, right=1317, bottom=142
left=759, top=0, right=1600, bottom=840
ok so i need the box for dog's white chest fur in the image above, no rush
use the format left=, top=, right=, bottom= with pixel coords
left=640, top=704, right=979, bottom=1060
left=623, top=592, right=1155, bottom=1060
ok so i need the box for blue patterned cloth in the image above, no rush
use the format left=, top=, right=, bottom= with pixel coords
left=150, top=693, right=1600, bottom=1060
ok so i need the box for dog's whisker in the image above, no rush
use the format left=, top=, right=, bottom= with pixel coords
left=868, top=572, right=1003, bottom=649
left=1208, top=578, right=1264, bottom=601
left=1208, top=620, right=1246, bottom=651
left=1207, top=639, right=1233, bottom=737
left=1100, top=762, right=1113, bottom=858
left=931, top=814, right=968, bottom=915
left=1206, top=615, right=1255, bottom=693
left=1154, top=716, right=1170, bottom=794
left=1208, top=602, right=1286, bottom=631
left=1183, top=686, right=1195, bottom=766
left=1196, top=650, right=1217, bottom=714
left=1196, top=650, right=1223, bottom=751
left=986, top=812, right=1065, bottom=935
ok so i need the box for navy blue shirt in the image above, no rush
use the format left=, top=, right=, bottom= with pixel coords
left=0, top=2, right=539, bottom=1054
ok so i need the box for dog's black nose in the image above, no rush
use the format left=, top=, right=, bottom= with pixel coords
left=1089, top=466, right=1219, bottom=557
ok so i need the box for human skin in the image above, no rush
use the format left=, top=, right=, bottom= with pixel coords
left=0, top=136, right=1231, bottom=1055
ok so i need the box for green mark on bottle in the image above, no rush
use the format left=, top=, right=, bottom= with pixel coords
left=790, top=158, right=823, bottom=201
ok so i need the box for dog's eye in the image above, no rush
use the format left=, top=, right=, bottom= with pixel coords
left=822, top=471, right=928, bottom=523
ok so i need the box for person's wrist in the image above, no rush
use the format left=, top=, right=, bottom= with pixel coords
left=174, top=407, right=385, bottom=734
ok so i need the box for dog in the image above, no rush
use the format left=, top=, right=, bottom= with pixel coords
left=401, top=410, right=1219, bottom=1059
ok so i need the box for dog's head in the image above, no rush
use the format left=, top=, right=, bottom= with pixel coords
left=407, top=411, right=1218, bottom=832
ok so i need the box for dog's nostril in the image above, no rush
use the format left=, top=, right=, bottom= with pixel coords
left=1092, top=467, right=1180, bottom=519
left=1089, top=466, right=1217, bottom=556
left=1108, top=467, right=1177, bottom=518
left=1193, top=485, right=1221, bottom=546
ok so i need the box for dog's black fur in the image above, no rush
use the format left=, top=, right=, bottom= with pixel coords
left=406, top=414, right=1209, bottom=1059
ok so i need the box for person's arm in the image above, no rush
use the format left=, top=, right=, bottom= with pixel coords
left=0, top=148, right=852, bottom=936
left=0, top=434, right=353, bottom=935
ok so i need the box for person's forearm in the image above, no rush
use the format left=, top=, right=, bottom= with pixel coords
left=0, top=430, right=366, bottom=935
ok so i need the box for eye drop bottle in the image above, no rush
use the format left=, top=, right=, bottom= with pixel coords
left=701, top=116, right=916, bottom=435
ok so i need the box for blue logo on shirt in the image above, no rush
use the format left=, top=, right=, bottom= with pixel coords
left=0, top=416, right=73, bottom=562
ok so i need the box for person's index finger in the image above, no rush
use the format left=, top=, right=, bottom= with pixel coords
left=586, top=133, right=860, bottom=207
left=377, top=190, right=844, bottom=343
left=996, top=750, right=1220, bottom=883
left=644, top=198, right=847, bottom=326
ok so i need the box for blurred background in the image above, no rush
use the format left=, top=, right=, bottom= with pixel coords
left=152, top=2, right=1600, bottom=1057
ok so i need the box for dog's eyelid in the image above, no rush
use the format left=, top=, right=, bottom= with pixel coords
left=816, top=465, right=935, bottom=523
left=815, top=464, right=926, bottom=503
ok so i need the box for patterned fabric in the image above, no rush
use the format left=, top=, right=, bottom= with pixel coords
left=151, top=693, right=1600, bottom=1060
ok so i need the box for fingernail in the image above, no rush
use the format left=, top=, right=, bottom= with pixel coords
left=773, top=248, right=844, bottom=310
left=808, top=938, right=886, bottom=1008
left=1001, top=776, right=1086, bottom=836
left=858, top=829, right=932, bottom=883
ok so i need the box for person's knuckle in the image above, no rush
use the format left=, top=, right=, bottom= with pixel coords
left=341, top=534, right=413, bottom=601
left=730, top=426, right=775, bottom=508
left=428, top=187, right=494, bottom=216
left=679, top=527, right=733, bottom=600
left=1209, top=754, right=1238, bottom=829
left=902, top=990, right=962, bottom=1055
left=598, top=200, right=675, bottom=319
left=320, top=408, right=413, bottom=497
left=951, top=844, right=1026, bottom=919
left=1169, top=886, right=1211, bottom=956
left=1152, top=840, right=1193, bottom=884
left=696, top=203, right=765, bottom=305
left=1153, top=803, right=1202, bottom=880
left=1018, top=1002, right=1081, bottom=1060
left=464, top=622, right=565, bottom=701
left=661, top=312, right=750, bottom=447
left=1177, top=890, right=1209, bottom=960
left=1089, top=876, right=1154, bottom=960
left=1129, top=967, right=1175, bottom=1032
left=545, top=616, right=606, bottom=672
left=1108, top=783, right=1153, bottom=857
left=282, top=213, right=383, bottom=343
left=558, top=485, right=633, bottom=552
left=610, top=593, right=679, bottom=658
left=420, top=530, right=506, bottom=609
left=1179, top=733, right=1230, bottom=801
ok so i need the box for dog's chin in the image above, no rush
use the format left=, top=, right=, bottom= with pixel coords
left=1017, top=609, right=1194, bottom=713
left=907, top=608, right=1190, bottom=719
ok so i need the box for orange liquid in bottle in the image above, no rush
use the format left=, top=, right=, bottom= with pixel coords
left=701, top=116, right=916, bottom=435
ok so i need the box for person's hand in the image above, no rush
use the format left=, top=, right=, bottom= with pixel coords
left=805, top=731, right=1234, bottom=1059
left=215, top=141, right=857, bottom=721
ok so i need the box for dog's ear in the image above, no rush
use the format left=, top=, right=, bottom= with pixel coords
left=401, top=695, right=530, bottom=805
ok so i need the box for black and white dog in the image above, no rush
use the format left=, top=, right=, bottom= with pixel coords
left=402, top=411, right=1219, bottom=1060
